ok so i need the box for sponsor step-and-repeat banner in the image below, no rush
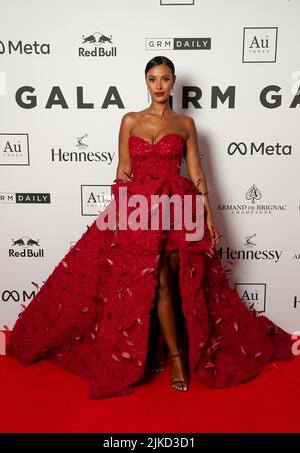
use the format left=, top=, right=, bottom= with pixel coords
left=0, top=0, right=299, bottom=340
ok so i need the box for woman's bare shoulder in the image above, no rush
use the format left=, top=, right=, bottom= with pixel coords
left=120, top=110, right=144, bottom=126
left=178, top=113, right=194, bottom=123
left=178, top=114, right=196, bottom=133
left=119, top=111, right=140, bottom=131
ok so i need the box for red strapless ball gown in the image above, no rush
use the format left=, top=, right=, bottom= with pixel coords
left=7, top=134, right=294, bottom=399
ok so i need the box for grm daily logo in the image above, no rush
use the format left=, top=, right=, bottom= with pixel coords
left=145, top=37, right=211, bottom=50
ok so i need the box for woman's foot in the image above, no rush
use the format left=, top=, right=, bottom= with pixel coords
left=152, top=361, right=167, bottom=373
left=169, top=349, right=189, bottom=391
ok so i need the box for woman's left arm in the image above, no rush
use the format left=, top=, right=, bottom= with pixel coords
left=184, top=116, right=221, bottom=247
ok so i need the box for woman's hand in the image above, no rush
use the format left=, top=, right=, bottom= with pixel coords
left=113, top=171, right=133, bottom=184
left=206, top=216, right=222, bottom=250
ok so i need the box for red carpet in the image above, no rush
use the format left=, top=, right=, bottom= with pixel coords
left=0, top=347, right=300, bottom=433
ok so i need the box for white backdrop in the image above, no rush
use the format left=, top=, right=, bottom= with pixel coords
left=0, top=0, right=299, bottom=334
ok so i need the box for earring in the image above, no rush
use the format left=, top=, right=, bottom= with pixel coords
left=170, top=87, right=174, bottom=96
left=147, top=89, right=151, bottom=102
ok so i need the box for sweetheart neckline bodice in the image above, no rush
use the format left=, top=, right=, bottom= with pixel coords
left=128, top=133, right=185, bottom=146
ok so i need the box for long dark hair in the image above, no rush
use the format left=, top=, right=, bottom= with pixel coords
left=144, top=55, right=175, bottom=108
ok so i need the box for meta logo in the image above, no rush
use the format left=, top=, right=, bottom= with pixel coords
left=228, top=141, right=292, bottom=156
left=0, top=40, right=50, bottom=55
left=1, top=288, right=35, bottom=303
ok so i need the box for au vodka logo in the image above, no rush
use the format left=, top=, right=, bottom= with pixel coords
left=242, top=27, right=278, bottom=63
left=0, top=134, right=30, bottom=165
left=234, top=283, right=266, bottom=313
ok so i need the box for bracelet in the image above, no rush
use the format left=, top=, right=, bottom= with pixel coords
left=196, top=178, right=209, bottom=197
left=196, top=186, right=209, bottom=197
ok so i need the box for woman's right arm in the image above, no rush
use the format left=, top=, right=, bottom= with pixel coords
left=115, top=112, right=134, bottom=182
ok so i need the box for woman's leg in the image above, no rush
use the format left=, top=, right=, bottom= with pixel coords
left=156, top=250, right=188, bottom=390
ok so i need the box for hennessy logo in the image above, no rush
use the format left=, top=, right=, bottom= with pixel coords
left=244, top=234, right=257, bottom=248
left=76, top=134, right=88, bottom=149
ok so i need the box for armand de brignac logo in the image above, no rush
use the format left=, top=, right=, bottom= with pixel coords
left=217, top=184, right=287, bottom=215
left=245, top=184, right=262, bottom=203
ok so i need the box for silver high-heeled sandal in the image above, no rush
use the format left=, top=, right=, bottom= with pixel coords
left=169, top=349, right=189, bottom=392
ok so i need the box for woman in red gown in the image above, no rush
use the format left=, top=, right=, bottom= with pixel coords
left=7, top=56, right=294, bottom=399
